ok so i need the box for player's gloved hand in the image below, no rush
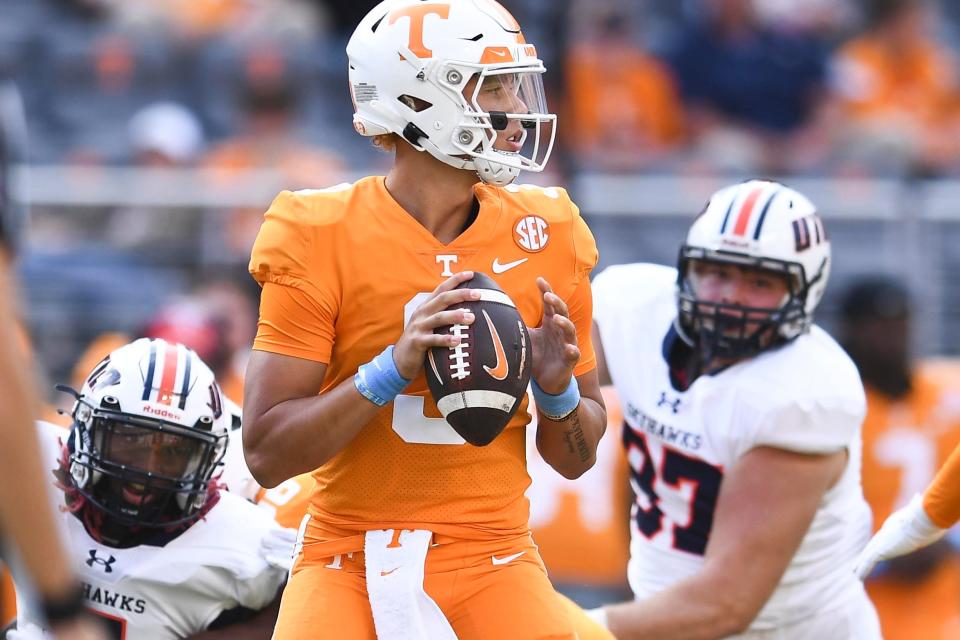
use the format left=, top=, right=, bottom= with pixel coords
left=854, top=494, right=948, bottom=579
left=260, top=526, right=299, bottom=572
left=584, top=607, right=608, bottom=629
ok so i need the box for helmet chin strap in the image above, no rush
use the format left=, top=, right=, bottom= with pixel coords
left=415, top=133, right=521, bottom=187
left=473, top=153, right=520, bottom=187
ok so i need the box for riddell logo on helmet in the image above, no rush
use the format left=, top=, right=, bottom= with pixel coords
left=721, top=237, right=751, bottom=249
left=142, top=405, right=182, bottom=421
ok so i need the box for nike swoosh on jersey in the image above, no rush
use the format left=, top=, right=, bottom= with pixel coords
left=492, top=257, right=528, bottom=274
left=380, top=567, right=399, bottom=577
left=491, top=551, right=525, bottom=566
left=481, top=309, right=509, bottom=380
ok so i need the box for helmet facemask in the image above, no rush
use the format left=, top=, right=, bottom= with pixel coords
left=67, top=392, right=227, bottom=530
left=675, top=246, right=815, bottom=364
left=447, top=64, right=555, bottom=186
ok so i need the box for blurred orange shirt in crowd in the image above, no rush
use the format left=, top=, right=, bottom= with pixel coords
left=167, top=0, right=248, bottom=38
left=565, top=41, right=684, bottom=159
left=833, top=35, right=960, bottom=162
left=860, top=360, right=960, bottom=640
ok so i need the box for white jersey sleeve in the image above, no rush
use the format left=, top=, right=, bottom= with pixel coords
left=218, top=424, right=262, bottom=502
left=593, top=263, right=676, bottom=329
left=734, top=327, right=867, bottom=456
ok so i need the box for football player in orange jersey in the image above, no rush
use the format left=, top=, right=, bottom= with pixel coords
left=0, top=83, right=105, bottom=639
left=853, top=284, right=960, bottom=627
left=857, top=439, right=960, bottom=577
left=242, top=1, right=607, bottom=638
left=842, top=277, right=960, bottom=639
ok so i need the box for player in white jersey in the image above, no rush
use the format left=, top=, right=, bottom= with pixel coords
left=7, top=338, right=288, bottom=640
left=587, top=180, right=880, bottom=639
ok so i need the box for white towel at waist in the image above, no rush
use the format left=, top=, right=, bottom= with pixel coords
left=364, top=529, right=458, bottom=640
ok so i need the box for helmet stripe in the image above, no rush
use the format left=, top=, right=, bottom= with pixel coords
left=718, top=196, right=737, bottom=234
left=732, top=185, right=765, bottom=236
left=178, top=348, right=192, bottom=410
left=751, top=187, right=781, bottom=240
left=157, top=342, right=180, bottom=406
left=141, top=340, right=158, bottom=401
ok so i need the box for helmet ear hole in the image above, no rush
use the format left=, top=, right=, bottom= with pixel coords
left=397, top=94, right=433, bottom=113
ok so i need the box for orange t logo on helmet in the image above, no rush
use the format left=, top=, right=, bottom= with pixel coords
left=388, top=4, right=451, bottom=59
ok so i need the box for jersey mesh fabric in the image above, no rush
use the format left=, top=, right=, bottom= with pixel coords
left=249, top=177, right=598, bottom=545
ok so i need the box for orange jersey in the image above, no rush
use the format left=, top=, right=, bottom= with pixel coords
left=1, top=569, right=14, bottom=626
left=860, top=359, right=960, bottom=640
left=249, top=176, right=598, bottom=547
left=527, top=386, right=630, bottom=586
left=861, top=360, right=960, bottom=525
left=255, top=473, right=315, bottom=530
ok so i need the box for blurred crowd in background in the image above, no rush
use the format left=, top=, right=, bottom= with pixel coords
left=3, top=0, right=960, bottom=176
left=5, top=1, right=960, bottom=638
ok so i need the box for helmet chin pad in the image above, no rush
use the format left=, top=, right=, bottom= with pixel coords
left=473, top=151, right=521, bottom=186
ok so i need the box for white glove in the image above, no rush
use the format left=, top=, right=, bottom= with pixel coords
left=854, top=493, right=948, bottom=579
left=260, top=526, right=299, bottom=572
left=585, top=607, right=609, bottom=629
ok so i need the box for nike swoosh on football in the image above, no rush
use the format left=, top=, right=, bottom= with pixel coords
left=491, top=551, right=525, bottom=566
left=492, top=258, right=528, bottom=274
left=481, top=309, right=509, bottom=380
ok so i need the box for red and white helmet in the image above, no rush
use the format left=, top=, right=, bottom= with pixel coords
left=66, top=338, right=229, bottom=529
left=347, top=0, right=556, bottom=186
left=676, top=180, right=831, bottom=357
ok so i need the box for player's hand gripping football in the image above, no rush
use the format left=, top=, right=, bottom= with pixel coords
left=528, top=277, right=580, bottom=394
left=393, top=271, right=480, bottom=380
left=854, top=494, right=948, bottom=579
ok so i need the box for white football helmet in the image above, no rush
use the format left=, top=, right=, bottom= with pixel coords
left=676, top=180, right=831, bottom=359
left=347, top=0, right=556, bottom=186
left=64, top=338, right=229, bottom=528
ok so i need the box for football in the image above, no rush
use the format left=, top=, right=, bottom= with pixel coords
left=426, top=272, right=531, bottom=446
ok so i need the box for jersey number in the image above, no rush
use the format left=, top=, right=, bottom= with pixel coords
left=623, top=426, right=723, bottom=555
left=390, top=293, right=466, bottom=445
left=90, top=609, right=126, bottom=640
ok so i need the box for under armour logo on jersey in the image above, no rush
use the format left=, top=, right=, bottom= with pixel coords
left=86, top=550, right=117, bottom=573
left=657, top=392, right=681, bottom=414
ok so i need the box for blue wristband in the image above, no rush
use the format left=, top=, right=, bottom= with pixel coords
left=532, top=376, right=580, bottom=421
left=354, top=346, right=411, bottom=407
